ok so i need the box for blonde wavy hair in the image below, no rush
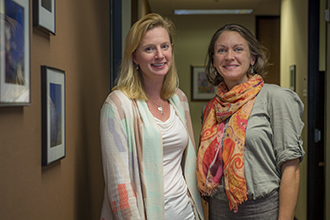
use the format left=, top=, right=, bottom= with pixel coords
left=113, top=13, right=178, bottom=100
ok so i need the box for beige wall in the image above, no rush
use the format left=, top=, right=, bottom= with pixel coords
left=0, top=0, right=109, bottom=219
left=280, top=0, right=309, bottom=219
left=137, top=0, right=151, bottom=19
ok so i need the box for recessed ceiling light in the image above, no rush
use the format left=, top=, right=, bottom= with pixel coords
left=173, top=9, right=254, bottom=15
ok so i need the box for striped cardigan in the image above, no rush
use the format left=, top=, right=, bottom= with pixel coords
left=100, top=89, right=204, bottom=220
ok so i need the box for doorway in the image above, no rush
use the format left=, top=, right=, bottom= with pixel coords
left=256, top=16, right=281, bottom=86
left=307, top=0, right=326, bottom=219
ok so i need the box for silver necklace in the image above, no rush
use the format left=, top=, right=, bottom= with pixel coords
left=150, top=98, right=164, bottom=115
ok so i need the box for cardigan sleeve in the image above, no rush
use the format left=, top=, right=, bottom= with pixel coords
left=100, top=93, right=142, bottom=220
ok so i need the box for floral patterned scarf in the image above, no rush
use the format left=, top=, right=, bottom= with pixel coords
left=196, top=74, right=264, bottom=211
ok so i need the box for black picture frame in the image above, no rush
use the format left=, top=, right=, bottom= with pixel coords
left=191, top=66, right=216, bottom=101
left=41, top=66, right=65, bottom=166
left=0, top=0, right=31, bottom=106
left=290, top=65, right=296, bottom=91
left=33, top=0, right=55, bottom=34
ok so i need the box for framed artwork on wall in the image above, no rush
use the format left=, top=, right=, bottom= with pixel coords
left=290, top=65, right=296, bottom=91
left=41, top=66, right=65, bottom=166
left=33, top=0, right=55, bottom=34
left=191, top=66, right=216, bottom=101
left=0, top=0, right=30, bottom=106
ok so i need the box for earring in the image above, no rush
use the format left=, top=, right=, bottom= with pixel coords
left=136, top=65, right=139, bottom=70
left=250, top=67, right=254, bottom=74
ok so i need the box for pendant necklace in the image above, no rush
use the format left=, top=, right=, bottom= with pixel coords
left=150, top=98, right=164, bottom=115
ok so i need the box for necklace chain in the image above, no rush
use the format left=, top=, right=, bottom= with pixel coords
left=150, top=98, right=164, bottom=115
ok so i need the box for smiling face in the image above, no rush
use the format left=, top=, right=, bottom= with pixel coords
left=133, top=26, right=172, bottom=82
left=213, top=31, right=255, bottom=90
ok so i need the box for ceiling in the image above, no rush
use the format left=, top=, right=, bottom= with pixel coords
left=147, top=0, right=281, bottom=16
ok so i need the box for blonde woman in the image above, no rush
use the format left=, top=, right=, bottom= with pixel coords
left=100, top=13, right=204, bottom=220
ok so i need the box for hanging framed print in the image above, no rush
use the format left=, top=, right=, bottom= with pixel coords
left=41, top=66, right=65, bottom=166
left=191, top=66, right=216, bottom=101
left=33, top=0, right=55, bottom=34
left=290, top=65, right=296, bottom=91
left=0, top=0, right=30, bottom=106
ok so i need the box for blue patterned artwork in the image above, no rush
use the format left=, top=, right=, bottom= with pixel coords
left=4, top=0, right=25, bottom=85
left=50, top=83, right=62, bottom=147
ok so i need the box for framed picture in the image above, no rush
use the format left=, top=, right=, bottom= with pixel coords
left=33, top=0, right=55, bottom=34
left=290, top=65, right=296, bottom=91
left=41, top=66, right=65, bottom=166
left=0, top=0, right=30, bottom=106
left=191, top=66, right=216, bottom=101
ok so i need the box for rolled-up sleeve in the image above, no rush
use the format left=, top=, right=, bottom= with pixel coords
left=269, top=87, right=305, bottom=169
